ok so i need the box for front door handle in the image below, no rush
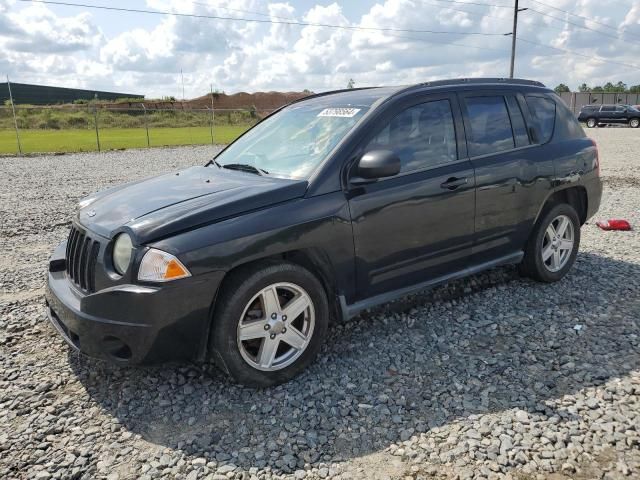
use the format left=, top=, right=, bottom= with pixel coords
left=440, top=177, right=468, bottom=190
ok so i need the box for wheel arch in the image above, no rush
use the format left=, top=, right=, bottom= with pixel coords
left=534, top=186, right=588, bottom=228
left=212, top=247, right=343, bottom=324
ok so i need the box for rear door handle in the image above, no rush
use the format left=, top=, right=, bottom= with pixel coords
left=440, top=177, right=468, bottom=190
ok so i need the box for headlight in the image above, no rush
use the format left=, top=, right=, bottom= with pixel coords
left=112, top=233, right=133, bottom=275
left=138, top=248, right=191, bottom=282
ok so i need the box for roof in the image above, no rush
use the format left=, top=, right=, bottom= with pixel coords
left=291, top=78, right=547, bottom=109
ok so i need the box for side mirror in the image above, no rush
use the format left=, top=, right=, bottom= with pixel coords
left=354, top=150, right=401, bottom=182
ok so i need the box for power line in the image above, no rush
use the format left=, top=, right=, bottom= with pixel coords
left=16, top=0, right=508, bottom=36
left=188, top=0, right=299, bottom=23
left=527, top=0, right=640, bottom=40
left=428, top=0, right=512, bottom=8
left=517, top=36, right=640, bottom=71
left=419, top=0, right=508, bottom=21
left=525, top=5, right=640, bottom=46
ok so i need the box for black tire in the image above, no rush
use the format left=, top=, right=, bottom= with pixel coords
left=629, top=118, right=640, bottom=128
left=586, top=118, right=597, bottom=128
left=519, top=203, right=581, bottom=283
left=209, top=261, right=329, bottom=387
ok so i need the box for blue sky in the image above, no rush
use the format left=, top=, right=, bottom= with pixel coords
left=1, top=0, right=639, bottom=98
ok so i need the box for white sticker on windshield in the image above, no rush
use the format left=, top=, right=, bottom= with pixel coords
left=317, top=108, right=361, bottom=118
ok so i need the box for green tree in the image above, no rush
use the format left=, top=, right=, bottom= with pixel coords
left=628, top=85, right=640, bottom=93
left=602, top=81, right=626, bottom=93
left=346, top=78, right=355, bottom=89
left=578, top=83, right=590, bottom=92
left=591, top=85, right=604, bottom=93
left=554, top=83, right=570, bottom=93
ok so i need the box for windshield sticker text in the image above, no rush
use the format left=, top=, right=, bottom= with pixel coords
left=317, top=108, right=361, bottom=118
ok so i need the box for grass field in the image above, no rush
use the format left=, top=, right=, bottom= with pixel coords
left=0, top=125, right=250, bottom=154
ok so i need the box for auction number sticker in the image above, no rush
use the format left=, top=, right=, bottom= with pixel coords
left=317, top=108, right=361, bottom=118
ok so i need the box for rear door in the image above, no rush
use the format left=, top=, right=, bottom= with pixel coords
left=613, top=105, right=628, bottom=124
left=599, top=105, right=616, bottom=123
left=347, top=93, right=476, bottom=299
left=458, top=90, right=554, bottom=263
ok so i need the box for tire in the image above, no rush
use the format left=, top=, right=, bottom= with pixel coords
left=630, top=118, right=640, bottom=128
left=586, top=118, right=597, bottom=128
left=209, top=261, right=329, bottom=387
left=519, top=203, right=581, bottom=283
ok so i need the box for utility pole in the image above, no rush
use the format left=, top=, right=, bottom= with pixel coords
left=181, top=69, right=185, bottom=102
left=6, top=75, right=22, bottom=155
left=509, top=0, right=528, bottom=78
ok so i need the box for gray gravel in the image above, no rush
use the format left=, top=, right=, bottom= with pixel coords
left=1, top=131, right=639, bottom=480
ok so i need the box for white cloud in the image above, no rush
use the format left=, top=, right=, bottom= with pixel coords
left=1, top=0, right=639, bottom=97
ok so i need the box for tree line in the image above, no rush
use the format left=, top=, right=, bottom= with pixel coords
left=554, top=81, right=640, bottom=94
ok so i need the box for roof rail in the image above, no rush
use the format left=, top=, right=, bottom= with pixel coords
left=417, top=77, right=546, bottom=88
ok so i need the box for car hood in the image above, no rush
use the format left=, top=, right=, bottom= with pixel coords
left=78, top=166, right=308, bottom=243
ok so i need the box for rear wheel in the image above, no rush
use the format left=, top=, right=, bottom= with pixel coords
left=519, top=203, right=580, bottom=283
left=630, top=118, right=640, bottom=128
left=586, top=118, right=597, bottom=128
left=209, top=262, right=329, bottom=387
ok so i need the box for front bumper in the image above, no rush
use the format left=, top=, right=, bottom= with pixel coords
left=45, top=240, right=224, bottom=364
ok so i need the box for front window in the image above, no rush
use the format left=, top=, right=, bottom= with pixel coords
left=214, top=103, right=369, bottom=179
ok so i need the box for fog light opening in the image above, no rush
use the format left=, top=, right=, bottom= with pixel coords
left=102, top=335, right=133, bottom=361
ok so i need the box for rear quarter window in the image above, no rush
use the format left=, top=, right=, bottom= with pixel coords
left=554, top=98, right=586, bottom=140
left=526, top=96, right=556, bottom=144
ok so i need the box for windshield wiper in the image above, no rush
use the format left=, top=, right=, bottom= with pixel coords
left=221, top=163, right=269, bottom=176
left=206, top=159, right=223, bottom=168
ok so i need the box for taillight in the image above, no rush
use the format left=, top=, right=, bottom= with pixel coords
left=590, top=138, right=600, bottom=176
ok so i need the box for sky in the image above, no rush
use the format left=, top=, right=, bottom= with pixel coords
left=1, top=0, right=639, bottom=98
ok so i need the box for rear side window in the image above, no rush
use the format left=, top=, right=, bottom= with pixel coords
left=526, top=96, right=556, bottom=144
left=464, top=96, right=514, bottom=156
left=601, top=105, right=615, bottom=112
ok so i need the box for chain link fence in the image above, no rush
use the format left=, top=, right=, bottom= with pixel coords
left=0, top=103, right=275, bottom=155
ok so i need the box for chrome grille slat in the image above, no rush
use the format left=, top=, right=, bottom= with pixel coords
left=72, top=231, right=84, bottom=282
left=78, top=237, right=90, bottom=290
left=65, top=225, right=101, bottom=293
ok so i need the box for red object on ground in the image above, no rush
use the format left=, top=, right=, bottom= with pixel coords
left=596, top=219, right=632, bottom=231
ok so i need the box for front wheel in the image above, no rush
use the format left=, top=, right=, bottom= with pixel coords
left=629, top=118, right=640, bottom=128
left=519, top=203, right=581, bottom=283
left=586, top=118, right=597, bottom=128
left=209, top=262, right=329, bottom=387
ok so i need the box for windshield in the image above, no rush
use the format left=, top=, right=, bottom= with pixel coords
left=214, top=103, right=369, bottom=179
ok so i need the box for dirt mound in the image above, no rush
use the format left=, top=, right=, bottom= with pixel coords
left=188, top=91, right=311, bottom=111
left=95, top=91, right=313, bottom=112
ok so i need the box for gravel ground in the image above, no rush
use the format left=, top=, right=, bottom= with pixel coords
left=1, top=131, right=639, bottom=480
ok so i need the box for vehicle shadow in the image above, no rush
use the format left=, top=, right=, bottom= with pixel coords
left=69, top=251, right=640, bottom=473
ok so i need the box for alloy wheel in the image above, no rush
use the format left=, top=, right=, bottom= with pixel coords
left=541, top=214, right=574, bottom=273
left=236, top=282, right=315, bottom=371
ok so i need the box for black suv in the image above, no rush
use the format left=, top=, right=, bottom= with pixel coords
left=46, top=78, right=602, bottom=386
left=577, top=103, right=640, bottom=128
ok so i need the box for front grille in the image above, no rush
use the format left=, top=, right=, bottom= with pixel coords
left=65, top=225, right=100, bottom=292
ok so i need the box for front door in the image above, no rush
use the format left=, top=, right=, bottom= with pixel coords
left=347, top=94, right=476, bottom=299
